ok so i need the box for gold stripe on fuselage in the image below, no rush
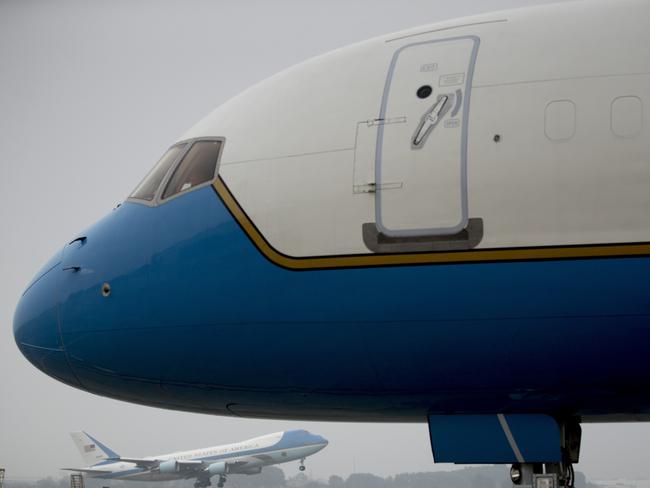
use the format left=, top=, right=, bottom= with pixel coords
left=213, top=178, right=650, bottom=271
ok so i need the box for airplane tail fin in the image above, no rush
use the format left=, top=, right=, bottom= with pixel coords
left=70, top=432, right=120, bottom=466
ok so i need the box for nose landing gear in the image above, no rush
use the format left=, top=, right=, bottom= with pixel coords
left=510, top=419, right=581, bottom=488
left=299, top=459, right=306, bottom=472
left=510, top=462, right=574, bottom=488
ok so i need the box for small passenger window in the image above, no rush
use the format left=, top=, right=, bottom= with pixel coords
left=545, top=100, right=576, bottom=141
left=130, top=145, right=186, bottom=201
left=162, top=140, right=221, bottom=200
left=611, top=96, right=643, bottom=138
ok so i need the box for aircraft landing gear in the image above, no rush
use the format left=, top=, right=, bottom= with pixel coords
left=510, top=462, right=574, bottom=488
left=194, top=479, right=211, bottom=488
left=217, top=475, right=227, bottom=488
left=509, top=419, right=581, bottom=488
left=299, top=459, right=306, bottom=472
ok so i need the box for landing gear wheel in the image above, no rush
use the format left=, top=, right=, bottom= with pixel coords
left=509, top=462, right=574, bottom=488
left=507, top=419, right=581, bottom=488
left=299, top=466, right=306, bottom=472
left=217, top=475, right=227, bottom=488
left=299, top=459, right=306, bottom=472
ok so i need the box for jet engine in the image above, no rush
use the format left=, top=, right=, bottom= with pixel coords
left=159, top=460, right=180, bottom=474
left=207, top=462, right=227, bottom=476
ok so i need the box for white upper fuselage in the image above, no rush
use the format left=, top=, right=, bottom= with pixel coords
left=178, top=0, right=650, bottom=263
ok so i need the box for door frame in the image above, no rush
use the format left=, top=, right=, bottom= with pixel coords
left=374, top=35, right=480, bottom=238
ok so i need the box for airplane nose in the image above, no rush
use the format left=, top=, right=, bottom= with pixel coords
left=13, top=257, right=82, bottom=388
left=314, top=434, right=328, bottom=446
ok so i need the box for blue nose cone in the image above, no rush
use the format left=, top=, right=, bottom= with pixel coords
left=13, top=257, right=82, bottom=388
left=297, top=430, right=328, bottom=446
left=310, top=432, right=328, bottom=445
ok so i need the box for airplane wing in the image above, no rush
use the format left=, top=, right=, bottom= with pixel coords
left=61, top=468, right=113, bottom=474
left=115, top=458, right=204, bottom=471
left=109, top=458, right=161, bottom=469
left=88, top=457, right=253, bottom=476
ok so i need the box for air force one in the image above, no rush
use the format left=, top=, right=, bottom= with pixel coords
left=64, top=431, right=327, bottom=488
left=13, top=1, right=650, bottom=488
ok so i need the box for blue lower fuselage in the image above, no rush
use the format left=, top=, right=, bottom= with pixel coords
left=13, top=186, right=650, bottom=421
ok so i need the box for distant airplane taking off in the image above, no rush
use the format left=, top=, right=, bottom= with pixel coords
left=13, top=1, right=650, bottom=488
left=64, top=431, right=327, bottom=488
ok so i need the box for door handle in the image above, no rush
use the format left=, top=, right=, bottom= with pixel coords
left=412, top=95, right=449, bottom=148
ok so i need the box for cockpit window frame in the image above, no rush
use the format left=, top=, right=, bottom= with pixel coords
left=126, top=137, right=225, bottom=207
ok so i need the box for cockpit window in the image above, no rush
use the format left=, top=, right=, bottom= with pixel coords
left=130, top=144, right=186, bottom=201
left=161, top=140, right=221, bottom=200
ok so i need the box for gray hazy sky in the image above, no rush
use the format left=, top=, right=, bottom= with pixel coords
left=1, top=0, right=649, bottom=483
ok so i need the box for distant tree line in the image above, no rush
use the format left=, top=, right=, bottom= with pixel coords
left=4, top=466, right=602, bottom=488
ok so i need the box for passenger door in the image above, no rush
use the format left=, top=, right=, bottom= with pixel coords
left=375, top=36, right=479, bottom=237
